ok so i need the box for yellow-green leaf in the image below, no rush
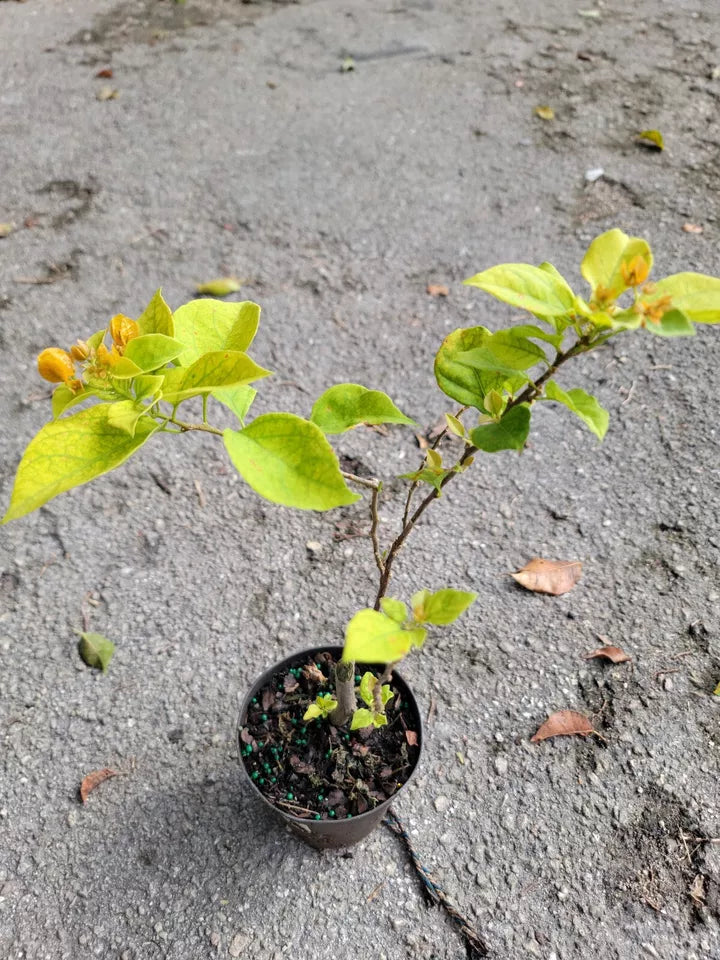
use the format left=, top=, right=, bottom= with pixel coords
left=212, top=384, right=257, bottom=425
left=434, top=326, right=528, bottom=410
left=422, top=588, right=477, bottom=625
left=380, top=597, right=408, bottom=624
left=123, top=333, right=184, bottom=372
left=580, top=228, right=653, bottom=300
left=359, top=672, right=376, bottom=707
left=195, top=277, right=242, bottom=297
left=343, top=609, right=416, bottom=663
left=637, top=129, right=664, bottom=150
left=534, top=105, right=555, bottom=120
left=464, top=263, right=576, bottom=318
left=162, top=351, right=270, bottom=403
left=2, top=405, right=159, bottom=523
left=310, top=383, right=415, bottom=434
left=350, top=708, right=374, bottom=730
left=172, top=299, right=261, bottom=366
left=544, top=381, right=609, bottom=440
left=653, top=273, right=720, bottom=324
left=106, top=400, right=147, bottom=437
left=137, top=289, right=174, bottom=337
left=223, top=413, right=359, bottom=511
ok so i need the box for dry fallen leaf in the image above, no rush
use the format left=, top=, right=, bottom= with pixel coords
left=96, top=86, right=119, bottom=101
left=585, top=645, right=632, bottom=664
left=427, top=283, right=449, bottom=297
left=302, top=662, right=325, bottom=684
left=96, top=68, right=114, bottom=79
left=531, top=710, right=595, bottom=742
left=682, top=223, right=703, bottom=234
left=511, top=557, right=582, bottom=596
left=534, top=105, right=555, bottom=120
left=0, top=222, right=15, bottom=238
left=405, top=730, right=418, bottom=747
left=80, top=768, right=118, bottom=803
left=689, top=874, right=705, bottom=904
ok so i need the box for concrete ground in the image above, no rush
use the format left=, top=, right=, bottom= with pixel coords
left=1, top=0, right=719, bottom=958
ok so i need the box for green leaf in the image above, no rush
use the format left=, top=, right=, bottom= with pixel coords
left=310, top=383, right=414, bottom=434
left=411, top=589, right=431, bottom=622
left=305, top=693, right=338, bottom=719
left=470, top=403, right=531, bottom=453
left=137, top=289, right=174, bottom=337
left=380, top=597, right=407, bottom=623
left=510, top=323, right=564, bottom=350
left=52, top=384, right=97, bottom=419
left=106, top=356, right=143, bottom=380
left=2, top=405, right=159, bottom=523
left=380, top=684, right=394, bottom=706
left=544, top=381, right=609, bottom=440
left=162, top=351, right=270, bottom=403
left=87, top=329, right=106, bottom=351
left=223, top=413, right=359, bottom=511
left=464, top=262, right=577, bottom=318
left=195, top=277, right=241, bottom=297
left=645, top=308, right=696, bottom=338
left=653, top=273, right=720, bottom=324
left=106, top=400, right=147, bottom=437
left=212, top=384, right=257, bottom=425
left=343, top=609, right=417, bottom=663
left=123, top=334, right=184, bottom=372
left=76, top=631, right=115, bottom=673
left=483, top=389, right=505, bottom=419
left=359, top=672, right=376, bottom=707
left=133, top=374, right=164, bottom=401
left=373, top=712, right=388, bottom=728
left=172, top=300, right=261, bottom=365
left=458, top=329, right=548, bottom=372
left=422, top=588, right=478, bottom=625
left=581, top=229, right=653, bottom=300
left=434, top=326, right=528, bottom=410
left=303, top=703, right=322, bottom=720
left=350, top=708, right=375, bottom=731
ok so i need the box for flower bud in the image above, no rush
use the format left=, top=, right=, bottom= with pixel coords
left=70, top=339, right=90, bottom=362
left=37, top=347, right=76, bottom=384
left=109, top=314, right=139, bottom=349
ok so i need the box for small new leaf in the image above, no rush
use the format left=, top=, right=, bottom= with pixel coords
left=445, top=413, right=466, bottom=438
left=544, top=381, right=609, bottom=441
left=303, top=693, right=338, bottom=721
left=76, top=631, right=115, bottom=673
left=359, top=672, right=376, bottom=707
left=380, top=597, right=407, bottom=623
left=422, top=588, right=478, bottom=625
left=350, top=708, right=375, bottom=731
left=343, top=609, right=417, bottom=663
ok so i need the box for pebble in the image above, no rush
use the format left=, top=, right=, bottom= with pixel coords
left=305, top=540, right=323, bottom=558
left=641, top=945, right=660, bottom=958
left=494, top=756, right=508, bottom=776
left=585, top=167, right=604, bottom=182
left=434, top=796, right=451, bottom=813
left=229, top=932, right=251, bottom=957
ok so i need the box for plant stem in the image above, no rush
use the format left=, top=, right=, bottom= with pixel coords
left=330, top=658, right=356, bottom=726
left=158, top=415, right=224, bottom=437
left=373, top=335, right=596, bottom=607
left=341, top=472, right=385, bottom=574
left=402, top=406, right=469, bottom=527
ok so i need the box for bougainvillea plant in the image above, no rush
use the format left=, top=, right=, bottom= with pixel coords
left=3, top=228, right=719, bottom=726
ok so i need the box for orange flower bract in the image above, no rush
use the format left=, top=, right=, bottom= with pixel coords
left=109, top=314, right=139, bottom=349
left=37, top=348, right=76, bottom=384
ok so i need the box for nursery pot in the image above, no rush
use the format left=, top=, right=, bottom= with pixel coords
left=237, top=645, right=423, bottom=850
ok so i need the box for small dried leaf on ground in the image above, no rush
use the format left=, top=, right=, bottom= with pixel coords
left=637, top=129, right=664, bottom=150
left=427, top=283, right=449, bottom=297
left=96, top=68, right=113, bottom=78
left=585, top=644, right=632, bottom=664
left=0, top=222, right=15, bottom=238
left=689, top=874, right=705, bottom=904
left=80, top=768, right=118, bottom=803
left=405, top=730, right=418, bottom=746
left=96, top=86, right=119, bottom=101
left=302, top=662, right=324, bottom=684
left=682, top=223, right=703, bottom=234
left=283, top=672, right=299, bottom=693
left=511, top=558, right=582, bottom=595
left=534, top=105, right=555, bottom=120
left=195, top=277, right=241, bottom=296
left=531, top=710, right=595, bottom=742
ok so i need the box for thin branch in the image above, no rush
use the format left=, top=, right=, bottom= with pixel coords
left=341, top=471, right=380, bottom=491
left=342, top=471, right=385, bottom=574
left=402, top=406, right=469, bottom=527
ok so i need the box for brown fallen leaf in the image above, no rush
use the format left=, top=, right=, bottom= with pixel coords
left=405, top=730, right=418, bottom=747
left=511, top=557, right=582, bottom=596
left=689, top=874, right=705, bottom=904
left=96, top=68, right=114, bottom=79
left=585, top=645, right=632, bottom=664
left=427, top=283, right=449, bottom=297
left=531, top=710, right=595, bottom=742
left=302, top=662, right=325, bottom=684
left=283, top=672, right=299, bottom=693
left=682, top=223, right=703, bottom=234
left=80, top=768, right=118, bottom=803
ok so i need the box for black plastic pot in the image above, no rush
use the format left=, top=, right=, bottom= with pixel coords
left=237, top=645, right=423, bottom=850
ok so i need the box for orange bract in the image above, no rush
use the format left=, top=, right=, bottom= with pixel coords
left=620, top=254, right=650, bottom=288
left=109, top=314, right=139, bottom=349
left=37, top=347, right=76, bottom=384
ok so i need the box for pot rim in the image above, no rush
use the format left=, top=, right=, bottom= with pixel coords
left=236, top=644, right=423, bottom=829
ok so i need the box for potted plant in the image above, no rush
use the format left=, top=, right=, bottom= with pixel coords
left=3, top=228, right=719, bottom=849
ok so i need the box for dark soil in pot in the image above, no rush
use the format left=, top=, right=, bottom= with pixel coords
left=239, top=649, right=421, bottom=823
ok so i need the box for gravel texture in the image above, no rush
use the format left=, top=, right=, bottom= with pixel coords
left=1, top=1, right=719, bottom=958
